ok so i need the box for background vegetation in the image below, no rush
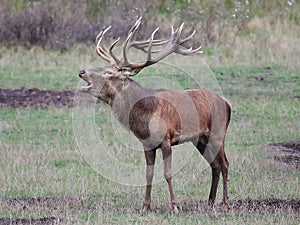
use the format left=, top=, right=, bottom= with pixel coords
left=0, top=1, right=299, bottom=55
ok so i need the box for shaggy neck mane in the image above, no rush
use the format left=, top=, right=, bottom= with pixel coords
left=111, top=78, right=157, bottom=130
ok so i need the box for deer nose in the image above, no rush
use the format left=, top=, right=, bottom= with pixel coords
left=79, top=70, right=86, bottom=78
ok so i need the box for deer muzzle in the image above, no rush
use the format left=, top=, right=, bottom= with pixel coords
left=79, top=70, right=93, bottom=92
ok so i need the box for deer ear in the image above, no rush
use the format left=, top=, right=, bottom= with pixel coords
left=122, top=68, right=141, bottom=77
left=124, top=70, right=136, bottom=77
left=117, top=68, right=138, bottom=77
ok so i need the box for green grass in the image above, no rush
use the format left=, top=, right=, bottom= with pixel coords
left=0, top=46, right=97, bottom=90
left=0, top=47, right=299, bottom=224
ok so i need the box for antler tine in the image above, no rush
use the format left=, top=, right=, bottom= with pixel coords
left=176, top=26, right=203, bottom=55
left=126, top=27, right=162, bottom=76
left=146, top=27, right=164, bottom=53
left=125, top=17, right=168, bottom=53
left=123, top=32, right=135, bottom=66
left=170, top=26, right=177, bottom=43
left=109, top=38, right=122, bottom=66
left=127, top=26, right=168, bottom=53
left=96, top=26, right=114, bottom=63
left=128, top=39, right=168, bottom=53
left=122, top=17, right=143, bottom=65
left=123, top=17, right=170, bottom=66
left=179, top=29, right=196, bottom=44
left=170, top=23, right=202, bottom=55
left=146, top=27, right=159, bottom=62
left=176, top=45, right=203, bottom=55
left=176, top=23, right=185, bottom=42
left=127, top=16, right=143, bottom=37
left=124, top=17, right=143, bottom=51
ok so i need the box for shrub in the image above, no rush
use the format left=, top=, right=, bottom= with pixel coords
left=0, top=0, right=299, bottom=50
left=0, top=1, right=86, bottom=49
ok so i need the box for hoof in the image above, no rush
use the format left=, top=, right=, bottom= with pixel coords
left=221, top=199, right=230, bottom=211
left=141, top=203, right=151, bottom=213
left=208, top=200, right=215, bottom=208
left=171, top=204, right=180, bottom=214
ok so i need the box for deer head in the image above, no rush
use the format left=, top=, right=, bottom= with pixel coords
left=79, top=17, right=202, bottom=105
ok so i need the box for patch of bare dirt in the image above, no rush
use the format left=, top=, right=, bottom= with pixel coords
left=268, top=141, right=300, bottom=170
left=0, top=88, right=76, bottom=108
left=180, top=198, right=300, bottom=215
left=0, top=196, right=299, bottom=224
left=0, top=217, right=62, bottom=225
left=0, top=196, right=93, bottom=225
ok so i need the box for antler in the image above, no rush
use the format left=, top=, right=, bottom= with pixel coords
left=96, top=17, right=202, bottom=76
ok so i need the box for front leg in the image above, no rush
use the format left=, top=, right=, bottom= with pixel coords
left=142, top=148, right=156, bottom=212
left=161, top=141, right=179, bottom=213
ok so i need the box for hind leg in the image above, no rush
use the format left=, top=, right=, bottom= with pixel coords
left=220, top=145, right=229, bottom=205
left=194, top=140, right=228, bottom=206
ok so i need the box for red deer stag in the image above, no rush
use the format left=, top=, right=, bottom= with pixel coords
left=78, top=17, right=231, bottom=212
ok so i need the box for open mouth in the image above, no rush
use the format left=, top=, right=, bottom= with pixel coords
left=80, top=80, right=93, bottom=92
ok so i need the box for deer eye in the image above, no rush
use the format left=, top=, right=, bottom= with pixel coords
left=104, top=70, right=113, bottom=75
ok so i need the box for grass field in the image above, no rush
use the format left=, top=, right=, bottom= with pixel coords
left=0, top=46, right=299, bottom=224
